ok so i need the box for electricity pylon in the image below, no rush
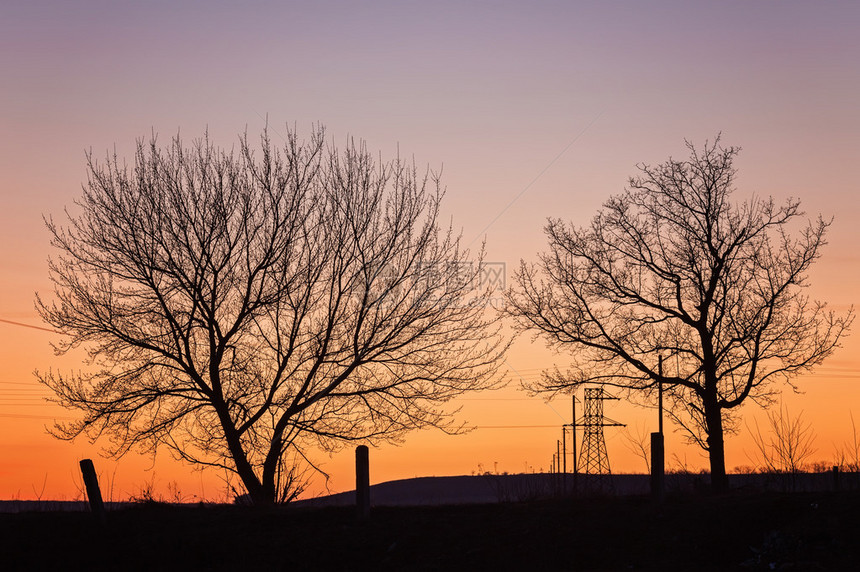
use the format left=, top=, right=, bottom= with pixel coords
left=577, top=387, right=623, bottom=475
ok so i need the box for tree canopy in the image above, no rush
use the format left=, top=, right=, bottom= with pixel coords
left=38, top=126, right=506, bottom=503
left=507, top=137, right=853, bottom=491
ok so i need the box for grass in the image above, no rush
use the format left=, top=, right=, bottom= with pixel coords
left=1, top=490, right=858, bottom=570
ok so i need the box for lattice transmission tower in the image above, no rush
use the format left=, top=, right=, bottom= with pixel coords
left=577, top=387, right=623, bottom=475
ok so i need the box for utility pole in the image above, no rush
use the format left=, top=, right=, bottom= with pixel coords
left=557, top=440, right=561, bottom=475
left=562, top=428, right=567, bottom=475
left=555, top=438, right=565, bottom=473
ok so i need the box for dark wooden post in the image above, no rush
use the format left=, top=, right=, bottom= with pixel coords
left=572, top=394, right=578, bottom=495
left=79, top=459, right=107, bottom=525
left=651, top=355, right=665, bottom=502
left=658, top=355, right=664, bottom=435
left=356, top=445, right=370, bottom=521
left=650, top=432, right=665, bottom=502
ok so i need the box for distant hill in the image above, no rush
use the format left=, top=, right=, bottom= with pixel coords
left=294, top=473, right=652, bottom=507
left=295, top=470, right=853, bottom=508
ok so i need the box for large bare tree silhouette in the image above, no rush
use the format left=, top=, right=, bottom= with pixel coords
left=38, top=125, right=506, bottom=504
left=507, top=137, right=852, bottom=493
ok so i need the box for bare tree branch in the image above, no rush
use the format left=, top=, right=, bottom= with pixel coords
left=37, top=125, right=508, bottom=504
left=506, top=135, right=853, bottom=492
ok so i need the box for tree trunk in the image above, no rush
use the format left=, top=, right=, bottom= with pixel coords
left=260, top=435, right=283, bottom=504
left=215, top=407, right=274, bottom=505
left=234, top=457, right=272, bottom=505
left=704, top=401, right=729, bottom=494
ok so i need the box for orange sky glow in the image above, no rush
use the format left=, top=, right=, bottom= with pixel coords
left=1, top=1, right=858, bottom=501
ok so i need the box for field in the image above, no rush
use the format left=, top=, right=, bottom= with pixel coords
left=2, top=490, right=859, bottom=570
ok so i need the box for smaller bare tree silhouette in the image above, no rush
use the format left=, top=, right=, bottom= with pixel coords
left=834, top=412, right=860, bottom=472
left=621, top=421, right=651, bottom=473
left=747, top=403, right=817, bottom=474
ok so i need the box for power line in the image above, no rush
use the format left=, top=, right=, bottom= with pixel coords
left=0, top=318, right=59, bottom=334
left=0, top=386, right=51, bottom=391
left=0, top=412, right=73, bottom=420
left=475, top=425, right=560, bottom=429
left=460, top=398, right=544, bottom=401
left=468, top=111, right=603, bottom=248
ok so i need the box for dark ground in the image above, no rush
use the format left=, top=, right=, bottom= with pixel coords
left=2, top=491, right=858, bottom=571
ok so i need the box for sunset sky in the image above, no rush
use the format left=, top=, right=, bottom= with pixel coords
left=2, top=1, right=858, bottom=501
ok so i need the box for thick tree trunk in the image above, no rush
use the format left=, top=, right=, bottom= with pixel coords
left=230, top=447, right=272, bottom=505
left=704, top=401, right=729, bottom=494
left=260, top=435, right=282, bottom=504
left=241, top=474, right=273, bottom=505
left=215, top=407, right=275, bottom=505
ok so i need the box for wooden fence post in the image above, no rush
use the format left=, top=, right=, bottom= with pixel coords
left=356, top=445, right=370, bottom=521
left=650, top=432, right=665, bottom=502
left=79, top=459, right=107, bottom=525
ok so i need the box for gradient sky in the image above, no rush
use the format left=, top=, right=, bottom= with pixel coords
left=1, top=0, right=858, bottom=501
